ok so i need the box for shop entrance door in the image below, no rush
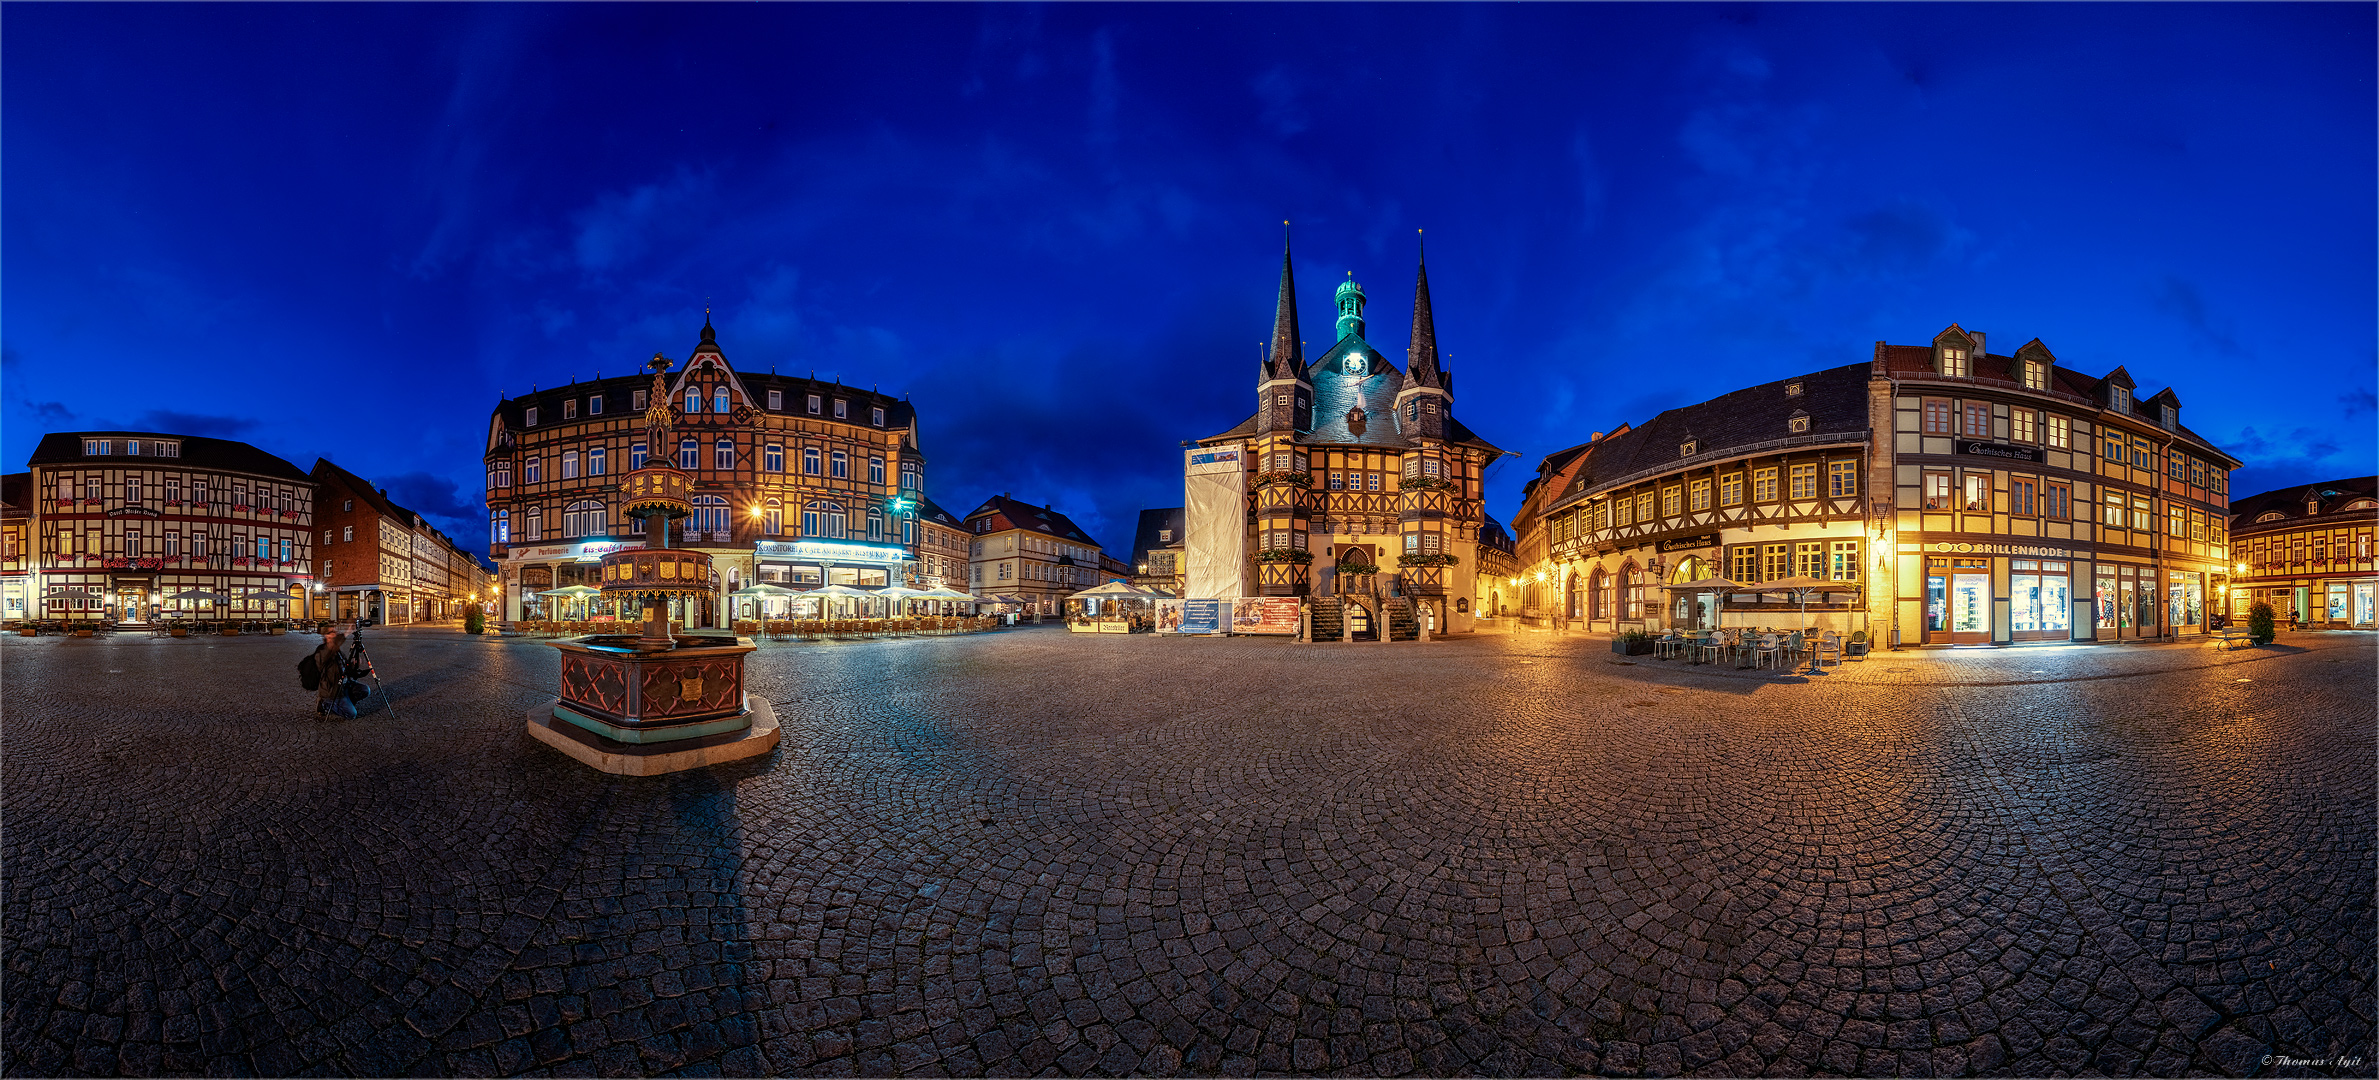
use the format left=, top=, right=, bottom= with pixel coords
left=116, top=586, right=147, bottom=624
left=1347, top=602, right=1376, bottom=641
left=1924, top=558, right=1992, bottom=644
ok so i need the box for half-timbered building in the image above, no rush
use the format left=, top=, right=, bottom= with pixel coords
left=1187, top=235, right=1507, bottom=636
left=2227, top=476, right=2377, bottom=628
left=1519, top=325, right=2240, bottom=646
left=964, top=495, right=1108, bottom=615
left=27, top=432, right=315, bottom=624
left=485, top=318, right=925, bottom=625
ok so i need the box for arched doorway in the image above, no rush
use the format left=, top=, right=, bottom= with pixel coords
left=1346, top=600, right=1377, bottom=641
left=1669, top=556, right=1716, bottom=629
left=1565, top=572, right=1582, bottom=620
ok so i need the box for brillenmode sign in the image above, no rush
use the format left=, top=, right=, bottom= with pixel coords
left=1926, top=541, right=2074, bottom=557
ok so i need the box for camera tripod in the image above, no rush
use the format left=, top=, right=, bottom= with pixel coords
left=343, top=621, right=400, bottom=721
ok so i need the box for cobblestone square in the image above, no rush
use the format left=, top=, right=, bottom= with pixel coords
left=4, top=627, right=2372, bottom=1077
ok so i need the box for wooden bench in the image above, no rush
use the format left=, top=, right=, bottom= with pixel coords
left=2207, top=628, right=2254, bottom=651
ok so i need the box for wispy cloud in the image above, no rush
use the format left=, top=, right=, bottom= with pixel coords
left=2152, top=276, right=2248, bottom=358
left=572, top=170, right=718, bottom=277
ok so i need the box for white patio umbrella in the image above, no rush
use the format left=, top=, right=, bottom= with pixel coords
left=167, top=588, right=232, bottom=602
left=806, top=583, right=876, bottom=618
left=1738, top=576, right=1861, bottom=632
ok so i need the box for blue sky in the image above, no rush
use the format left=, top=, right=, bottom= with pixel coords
left=5, top=3, right=2371, bottom=555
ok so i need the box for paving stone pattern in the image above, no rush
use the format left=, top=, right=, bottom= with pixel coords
left=3, top=627, right=2372, bottom=1077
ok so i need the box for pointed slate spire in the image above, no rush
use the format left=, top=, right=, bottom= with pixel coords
left=1406, top=230, right=1442, bottom=389
left=1265, top=223, right=1302, bottom=379
left=694, top=307, right=722, bottom=357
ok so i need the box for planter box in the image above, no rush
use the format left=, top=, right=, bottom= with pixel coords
left=72, top=628, right=92, bottom=638
left=171, top=628, right=188, bottom=637
left=19, top=627, right=36, bottom=637
left=268, top=627, right=286, bottom=635
left=220, top=628, right=241, bottom=636
left=1611, top=638, right=1654, bottom=655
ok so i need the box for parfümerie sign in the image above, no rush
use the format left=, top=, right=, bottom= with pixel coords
left=1957, top=441, right=2045, bottom=463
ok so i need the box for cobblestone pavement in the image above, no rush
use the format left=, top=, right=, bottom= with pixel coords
left=4, top=626, right=2371, bottom=1077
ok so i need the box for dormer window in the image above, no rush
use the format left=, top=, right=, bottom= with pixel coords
left=1680, top=440, right=1698, bottom=457
left=2020, top=360, right=2047, bottom=390
left=2111, top=386, right=2132, bottom=413
left=768, top=390, right=783, bottom=410
left=1940, top=348, right=1969, bottom=378
left=632, top=390, right=648, bottom=411
left=1788, top=413, right=1810, bottom=434
left=524, top=407, right=538, bottom=427
left=1784, top=382, right=1803, bottom=397
left=562, top=399, right=576, bottom=420
left=833, top=399, right=848, bottom=419
left=872, top=406, right=886, bottom=426
left=588, top=395, right=603, bottom=415
left=2161, top=404, right=2177, bottom=430
left=807, top=394, right=822, bottom=414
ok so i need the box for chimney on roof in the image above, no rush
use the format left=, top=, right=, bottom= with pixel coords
left=1970, top=331, right=1986, bottom=356
left=1592, top=431, right=1604, bottom=441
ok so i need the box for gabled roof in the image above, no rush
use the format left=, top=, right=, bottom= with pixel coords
left=963, top=495, right=1100, bottom=548
left=489, top=325, right=917, bottom=441
left=29, top=432, right=311, bottom=483
left=1873, top=341, right=2233, bottom=463
left=1129, top=507, right=1186, bottom=560
left=2228, top=476, right=2379, bottom=525
left=0, top=472, right=30, bottom=519
left=913, top=494, right=967, bottom=532
left=311, top=457, right=410, bottom=522
left=1555, top=363, right=1872, bottom=506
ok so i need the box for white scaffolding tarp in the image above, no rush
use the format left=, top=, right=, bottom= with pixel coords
left=1183, top=442, right=1247, bottom=600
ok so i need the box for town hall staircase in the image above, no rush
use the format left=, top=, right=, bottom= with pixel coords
left=1308, top=597, right=1345, bottom=642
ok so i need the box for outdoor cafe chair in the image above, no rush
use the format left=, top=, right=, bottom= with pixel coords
left=1847, top=630, right=1870, bottom=658
left=1653, top=631, right=1683, bottom=660
left=1751, top=633, right=1784, bottom=670
left=1812, top=632, right=1844, bottom=671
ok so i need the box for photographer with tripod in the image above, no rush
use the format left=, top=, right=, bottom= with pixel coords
left=307, top=620, right=397, bottom=720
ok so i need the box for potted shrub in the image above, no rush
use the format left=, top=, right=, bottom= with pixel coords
left=464, top=608, right=486, bottom=635
left=267, top=620, right=289, bottom=636
left=170, top=623, right=188, bottom=638
left=2246, top=600, right=2276, bottom=646
left=72, top=625, right=93, bottom=638
left=1612, top=628, right=1655, bottom=655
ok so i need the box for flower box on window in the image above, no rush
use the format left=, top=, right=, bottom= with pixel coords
left=1252, top=549, right=1312, bottom=565
left=1397, top=475, right=1459, bottom=493
left=1395, top=552, right=1461, bottom=568
left=232, top=558, right=252, bottom=567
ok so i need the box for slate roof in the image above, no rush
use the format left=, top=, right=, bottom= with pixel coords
left=2227, top=476, right=2379, bottom=528
left=29, top=432, right=312, bottom=483
left=311, top=458, right=415, bottom=525
left=1303, top=338, right=1412, bottom=448
left=1, top=472, right=29, bottom=521
left=1876, top=340, right=2234, bottom=463
left=1478, top=514, right=1516, bottom=556
left=962, top=495, right=1101, bottom=548
left=913, top=494, right=967, bottom=533
left=1128, top=507, right=1186, bottom=563
left=488, top=329, right=917, bottom=442
left=1554, top=363, right=1874, bottom=507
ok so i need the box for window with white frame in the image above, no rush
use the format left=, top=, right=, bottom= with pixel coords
left=561, top=451, right=579, bottom=480
left=768, top=389, right=782, bottom=411
left=833, top=399, right=848, bottom=418
left=678, top=439, right=699, bottom=469
left=714, top=387, right=730, bottom=413
left=764, top=444, right=784, bottom=472
left=588, top=395, right=603, bottom=415
left=589, top=447, right=607, bottom=476
left=630, top=443, right=647, bottom=469
left=807, top=394, right=822, bottom=414
left=525, top=407, right=539, bottom=427
left=803, top=446, right=821, bottom=474
left=632, top=390, right=648, bottom=411
left=714, top=438, right=734, bottom=470
left=869, top=457, right=885, bottom=485
left=831, top=450, right=848, bottom=479
left=562, top=399, right=576, bottom=420
left=524, top=457, right=542, bottom=484
left=562, top=500, right=606, bottom=537
left=872, top=406, right=885, bottom=426
left=684, top=388, right=702, bottom=413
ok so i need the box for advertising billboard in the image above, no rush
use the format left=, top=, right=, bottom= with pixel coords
left=1231, top=597, right=1300, bottom=635
left=1179, top=598, right=1226, bottom=635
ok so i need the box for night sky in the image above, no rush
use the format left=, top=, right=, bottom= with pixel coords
left=5, top=3, right=2371, bottom=556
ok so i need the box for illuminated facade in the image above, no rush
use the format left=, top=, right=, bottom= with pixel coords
left=1188, top=235, right=1506, bottom=635
left=486, top=319, right=926, bottom=624
left=25, top=432, right=315, bottom=624
left=2226, top=477, right=2376, bottom=628
left=965, top=495, right=1108, bottom=615
left=1517, top=326, right=2240, bottom=645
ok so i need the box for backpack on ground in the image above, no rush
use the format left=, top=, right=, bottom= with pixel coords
left=297, top=651, right=321, bottom=692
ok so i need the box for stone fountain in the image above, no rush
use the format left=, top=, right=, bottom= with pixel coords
left=523, top=353, right=780, bottom=775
